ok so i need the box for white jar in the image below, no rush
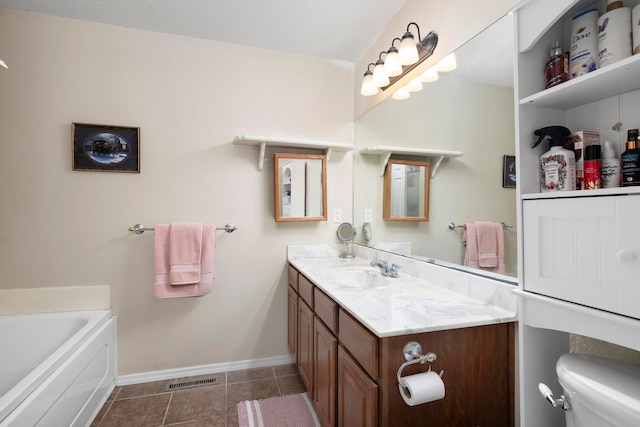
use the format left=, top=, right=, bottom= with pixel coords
left=597, top=5, right=632, bottom=68
left=570, top=8, right=599, bottom=78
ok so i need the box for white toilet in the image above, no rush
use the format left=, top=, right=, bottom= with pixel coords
left=555, top=353, right=640, bottom=426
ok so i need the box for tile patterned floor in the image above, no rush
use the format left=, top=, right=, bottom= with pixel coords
left=91, top=364, right=306, bottom=427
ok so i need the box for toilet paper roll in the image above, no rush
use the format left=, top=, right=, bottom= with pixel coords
left=398, top=371, right=445, bottom=406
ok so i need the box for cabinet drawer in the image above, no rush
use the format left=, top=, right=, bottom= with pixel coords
left=314, top=288, right=338, bottom=334
left=298, top=274, right=314, bottom=307
left=338, top=309, right=378, bottom=379
left=288, top=264, right=299, bottom=292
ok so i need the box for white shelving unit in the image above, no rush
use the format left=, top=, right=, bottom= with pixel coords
left=514, top=0, right=640, bottom=426
left=359, top=146, right=463, bottom=177
left=233, top=135, right=353, bottom=171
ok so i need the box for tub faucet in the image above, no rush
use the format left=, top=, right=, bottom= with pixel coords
left=370, top=260, right=401, bottom=278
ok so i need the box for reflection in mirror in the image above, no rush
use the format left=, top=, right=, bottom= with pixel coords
left=353, top=14, right=517, bottom=281
left=384, top=160, right=430, bottom=221
left=274, top=153, right=327, bottom=222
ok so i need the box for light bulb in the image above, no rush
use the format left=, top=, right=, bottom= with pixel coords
left=420, top=68, right=439, bottom=82
left=360, top=72, right=378, bottom=96
left=383, top=48, right=402, bottom=77
left=392, top=86, right=410, bottom=100
left=398, top=32, right=419, bottom=65
left=406, top=77, right=423, bottom=92
left=372, top=59, right=390, bottom=87
left=435, top=53, right=457, bottom=72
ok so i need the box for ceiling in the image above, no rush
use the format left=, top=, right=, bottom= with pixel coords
left=0, top=0, right=407, bottom=62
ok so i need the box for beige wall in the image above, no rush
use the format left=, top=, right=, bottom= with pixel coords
left=0, top=8, right=353, bottom=375
left=354, top=0, right=518, bottom=118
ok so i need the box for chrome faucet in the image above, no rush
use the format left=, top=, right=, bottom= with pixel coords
left=370, top=260, right=401, bottom=278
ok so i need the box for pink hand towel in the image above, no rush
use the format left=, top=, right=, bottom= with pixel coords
left=169, top=222, right=203, bottom=285
left=153, top=223, right=216, bottom=298
left=462, top=223, right=479, bottom=269
left=475, top=221, right=500, bottom=268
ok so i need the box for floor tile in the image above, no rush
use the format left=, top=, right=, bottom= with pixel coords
left=165, top=415, right=226, bottom=426
left=226, top=378, right=280, bottom=414
left=164, top=385, right=226, bottom=425
left=273, top=363, right=298, bottom=377
left=226, top=413, right=239, bottom=427
left=116, top=379, right=172, bottom=399
left=227, top=367, right=274, bottom=384
left=99, top=394, right=171, bottom=427
left=276, top=374, right=307, bottom=395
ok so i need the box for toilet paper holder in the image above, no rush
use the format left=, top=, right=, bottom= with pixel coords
left=398, top=341, right=444, bottom=385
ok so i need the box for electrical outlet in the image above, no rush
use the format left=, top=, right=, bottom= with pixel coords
left=364, top=208, right=373, bottom=223
left=333, top=208, right=342, bottom=223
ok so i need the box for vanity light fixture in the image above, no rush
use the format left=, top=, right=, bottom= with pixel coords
left=372, top=53, right=390, bottom=87
left=384, top=40, right=403, bottom=77
left=360, top=22, right=438, bottom=96
left=392, top=86, right=410, bottom=100
left=435, top=52, right=457, bottom=72
left=360, top=63, right=379, bottom=96
left=420, top=68, right=439, bottom=82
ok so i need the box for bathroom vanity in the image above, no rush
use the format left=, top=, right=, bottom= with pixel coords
left=287, top=245, right=517, bottom=427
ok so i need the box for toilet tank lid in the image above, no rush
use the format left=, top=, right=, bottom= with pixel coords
left=557, top=353, right=640, bottom=419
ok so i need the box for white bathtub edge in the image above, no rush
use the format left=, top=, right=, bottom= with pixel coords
left=116, top=354, right=295, bottom=386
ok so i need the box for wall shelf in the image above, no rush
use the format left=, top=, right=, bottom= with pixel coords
left=360, top=146, right=463, bottom=177
left=233, top=135, right=353, bottom=171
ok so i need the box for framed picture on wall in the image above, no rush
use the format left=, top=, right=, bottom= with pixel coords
left=502, top=155, right=516, bottom=188
left=72, top=123, right=140, bottom=172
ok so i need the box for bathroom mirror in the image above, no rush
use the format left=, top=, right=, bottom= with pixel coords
left=274, top=153, right=327, bottom=222
left=353, top=14, right=518, bottom=280
left=383, top=160, right=430, bottom=221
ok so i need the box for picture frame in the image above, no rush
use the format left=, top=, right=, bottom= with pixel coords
left=502, top=155, right=516, bottom=188
left=72, top=123, right=140, bottom=172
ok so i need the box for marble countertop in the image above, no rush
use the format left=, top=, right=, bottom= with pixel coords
left=288, top=255, right=517, bottom=338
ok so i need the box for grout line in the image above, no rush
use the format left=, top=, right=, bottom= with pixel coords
left=160, top=391, right=173, bottom=426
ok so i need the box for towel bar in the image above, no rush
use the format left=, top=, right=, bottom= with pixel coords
left=448, top=221, right=512, bottom=231
left=128, top=223, right=238, bottom=234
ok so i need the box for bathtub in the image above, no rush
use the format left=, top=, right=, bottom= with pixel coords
left=0, top=310, right=116, bottom=426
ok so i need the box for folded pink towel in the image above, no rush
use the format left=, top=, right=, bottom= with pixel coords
left=153, top=223, right=215, bottom=298
left=462, top=222, right=505, bottom=274
left=169, top=222, right=203, bottom=285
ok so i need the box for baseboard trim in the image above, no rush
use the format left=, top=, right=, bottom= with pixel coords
left=116, top=354, right=295, bottom=386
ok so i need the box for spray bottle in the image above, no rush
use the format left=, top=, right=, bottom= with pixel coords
left=533, top=126, right=575, bottom=192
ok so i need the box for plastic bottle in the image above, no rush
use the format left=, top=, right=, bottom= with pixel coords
left=533, top=126, right=576, bottom=192
left=570, top=8, right=599, bottom=78
left=597, top=0, right=633, bottom=68
left=601, top=140, right=621, bottom=188
left=621, top=129, right=640, bottom=186
left=584, top=144, right=602, bottom=189
left=544, top=41, right=569, bottom=89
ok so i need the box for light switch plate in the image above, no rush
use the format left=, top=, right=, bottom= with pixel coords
left=364, top=208, right=373, bottom=223
left=333, top=208, right=342, bottom=223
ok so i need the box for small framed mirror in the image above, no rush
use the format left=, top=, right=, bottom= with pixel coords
left=274, top=153, right=327, bottom=222
left=383, top=159, right=430, bottom=221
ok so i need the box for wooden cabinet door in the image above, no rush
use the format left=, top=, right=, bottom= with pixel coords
left=287, top=286, right=298, bottom=360
left=314, top=318, right=337, bottom=427
left=337, top=346, right=378, bottom=427
left=298, top=298, right=314, bottom=397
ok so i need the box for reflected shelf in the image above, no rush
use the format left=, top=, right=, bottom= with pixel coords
left=360, top=146, right=463, bottom=177
left=233, top=135, right=353, bottom=171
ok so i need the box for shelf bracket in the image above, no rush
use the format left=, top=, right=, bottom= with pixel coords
left=326, top=147, right=334, bottom=163
left=379, top=151, right=392, bottom=176
left=257, top=141, right=266, bottom=171
left=430, top=155, right=445, bottom=179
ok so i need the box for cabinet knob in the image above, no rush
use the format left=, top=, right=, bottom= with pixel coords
left=617, top=250, right=636, bottom=262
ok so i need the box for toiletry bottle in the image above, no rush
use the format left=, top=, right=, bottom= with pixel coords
left=570, top=8, right=599, bottom=79
left=544, top=41, right=569, bottom=89
left=533, top=126, right=575, bottom=192
left=621, top=129, right=640, bottom=186
left=584, top=144, right=602, bottom=189
left=597, top=0, right=633, bottom=68
left=601, top=140, right=621, bottom=188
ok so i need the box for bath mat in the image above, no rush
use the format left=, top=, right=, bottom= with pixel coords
left=237, top=392, right=321, bottom=427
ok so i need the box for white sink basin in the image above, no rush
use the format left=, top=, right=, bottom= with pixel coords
left=324, top=268, right=393, bottom=289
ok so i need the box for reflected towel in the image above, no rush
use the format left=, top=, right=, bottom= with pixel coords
left=462, top=222, right=505, bottom=274
left=153, top=223, right=215, bottom=298
left=169, top=222, right=203, bottom=285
